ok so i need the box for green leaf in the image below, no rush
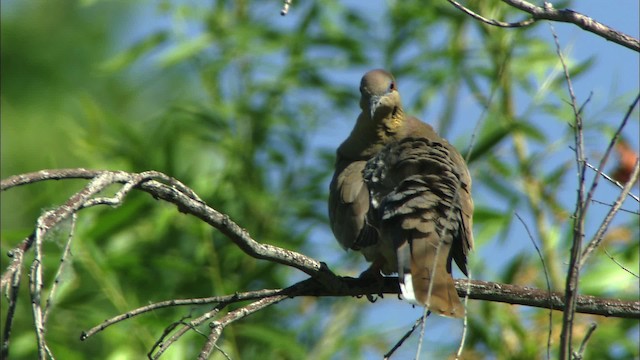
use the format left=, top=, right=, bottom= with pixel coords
left=99, top=31, right=169, bottom=72
left=468, top=121, right=516, bottom=163
left=157, top=32, right=213, bottom=68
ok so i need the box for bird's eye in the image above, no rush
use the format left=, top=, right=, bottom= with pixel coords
left=389, top=82, right=395, bottom=91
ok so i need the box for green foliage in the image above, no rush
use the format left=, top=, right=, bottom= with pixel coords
left=1, top=0, right=637, bottom=359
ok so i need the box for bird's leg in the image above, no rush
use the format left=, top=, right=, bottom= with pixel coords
left=358, top=258, right=386, bottom=302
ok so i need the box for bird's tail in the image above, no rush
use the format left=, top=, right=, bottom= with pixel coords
left=397, top=235, right=464, bottom=318
left=364, top=137, right=468, bottom=318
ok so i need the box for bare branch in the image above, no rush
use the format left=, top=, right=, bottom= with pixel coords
left=1, top=169, right=326, bottom=278
left=1, top=248, right=23, bottom=359
left=445, top=0, right=640, bottom=52
left=31, top=212, right=48, bottom=359
left=551, top=25, right=584, bottom=360
left=1, top=169, right=202, bottom=202
left=3, top=172, right=123, bottom=359
left=198, top=295, right=287, bottom=359
left=502, top=0, right=639, bottom=51
left=455, top=279, right=638, bottom=319
left=80, top=289, right=286, bottom=340
left=85, top=276, right=640, bottom=340
left=150, top=303, right=228, bottom=359
left=82, top=277, right=639, bottom=355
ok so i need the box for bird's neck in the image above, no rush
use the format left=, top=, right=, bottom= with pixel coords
left=339, top=107, right=406, bottom=159
left=379, top=105, right=405, bottom=135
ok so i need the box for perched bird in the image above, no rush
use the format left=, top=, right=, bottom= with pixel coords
left=328, top=69, right=473, bottom=317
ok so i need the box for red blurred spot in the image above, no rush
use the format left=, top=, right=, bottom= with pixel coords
left=612, top=140, right=638, bottom=183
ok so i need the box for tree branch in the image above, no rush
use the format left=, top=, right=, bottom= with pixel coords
left=2, top=169, right=639, bottom=358
left=502, top=1, right=639, bottom=52
left=551, top=25, right=585, bottom=360
left=445, top=0, right=640, bottom=52
left=446, top=0, right=534, bottom=28
left=2, top=170, right=324, bottom=275
left=80, top=276, right=639, bottom=343
left=4, top=170, right=639, bottom=322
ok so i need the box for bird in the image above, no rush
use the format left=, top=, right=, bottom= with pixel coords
left=328, top=69, right=473, bottom=317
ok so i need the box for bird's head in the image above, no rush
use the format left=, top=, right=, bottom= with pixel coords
left=359, top=69, right=401, bottom=120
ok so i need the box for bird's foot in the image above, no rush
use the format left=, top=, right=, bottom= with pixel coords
left=358, top=263, right=385, bottom=303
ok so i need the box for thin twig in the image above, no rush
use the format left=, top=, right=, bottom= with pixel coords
left=384, top=317, right=423, bottom=359
left=583, top=93, right=640, bottom=218
left=31, top=211, right=49, bottom=359
left=1, top=247, right=24, bottom=359
left=415, top=307, right=429, bottom=360
left=591, top=198, right=640, bottom=214
left=451, top=33, right=504, bottom=360
left=214, top=344, right=232, bottom=360
left=603, top=247, right=639, bottom=279
left=198, top=295, right=288, bottom=359
left=580, top=158, right=640, bottom=267
left=43, top=213, right=77, bottom=326
left=150, top=303, right=228, bottom=359
left=572, top=322, right=597, bottom=359
left=1, top=169, right=202, bottom=203
left=455, top=270, right=472, bottom=359
left=146, top=312, right=197, bottom=359
left=581, top=160, right=639, bottom=203
left=551, top=24, right=584, bottom=360
left=515, top=213, right=553, bottom=360
left=81, top=289, right=286, bottom=340
left=446, top=0, right=534, bottom=28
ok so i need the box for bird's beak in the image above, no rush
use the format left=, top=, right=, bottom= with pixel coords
left=369, top=95, right=382, bottom=119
